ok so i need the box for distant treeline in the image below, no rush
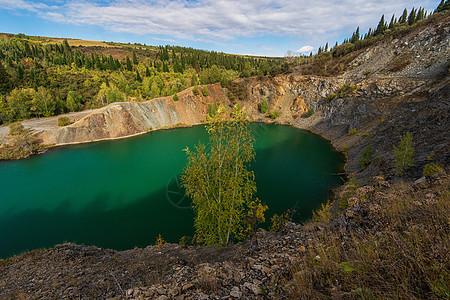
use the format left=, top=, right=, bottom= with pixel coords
left=0, top=35, right=285, bottom=125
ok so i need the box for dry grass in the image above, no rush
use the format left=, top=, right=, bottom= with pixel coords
left=41, top=37, right=115, bottom=48
left=388, top=52, right=413, bottom=72
left=289, top=177, right=450, bottom=299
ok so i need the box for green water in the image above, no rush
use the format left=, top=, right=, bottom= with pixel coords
left=0, top=124, right=344, bottom=258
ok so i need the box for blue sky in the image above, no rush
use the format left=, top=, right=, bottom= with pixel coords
left=0, top=0, right=441, bottom=57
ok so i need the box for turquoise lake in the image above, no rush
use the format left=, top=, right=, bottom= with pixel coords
left=0, top=123, right=345, bottom=258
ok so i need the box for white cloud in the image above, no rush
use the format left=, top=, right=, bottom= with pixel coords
left=0, top=0, right=440, bottom=48
left=296, top=46, right=314, bottom=53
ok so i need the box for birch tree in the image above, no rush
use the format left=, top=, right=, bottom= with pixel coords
left=181, top=105, right=266, bottom=245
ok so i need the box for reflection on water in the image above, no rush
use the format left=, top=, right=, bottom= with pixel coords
left=0, top=124, right=344, bottom=258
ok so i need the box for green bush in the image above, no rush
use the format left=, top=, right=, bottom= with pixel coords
left=326, top=93, right=336, bottom=101
left=57, top=117, right=71, bottom=126
left=202, top=86, right=209, bottom=96
left=359, top=144, right=374, bottom=170
left=9, top=122, right=25, bottom=135
left=269, top=110, right=281, bottom=120
left=270, top=210, right=293, bottom=232
left=259, top=97, right=268, bottom=114
left=193, top=85, right=199, bottom=96
left=423, top=163, right=445, bottom=177
left=173, top=93, right=179, bottom=101
left=207, top=102, right=219, bottom=118
left=306, top=108, right=314, bottom=118
left=348, top=128, right=357, bottom=136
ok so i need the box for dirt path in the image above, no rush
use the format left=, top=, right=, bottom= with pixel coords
left=0, top=109, right=96, bottom=138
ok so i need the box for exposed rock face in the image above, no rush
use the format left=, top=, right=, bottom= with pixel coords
left=34, top=84, right=229, bottom=145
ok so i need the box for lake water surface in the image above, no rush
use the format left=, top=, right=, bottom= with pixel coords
left=0, top=124, right=344, bottom=258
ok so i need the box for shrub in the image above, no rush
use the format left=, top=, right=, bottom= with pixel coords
left=306, top=108, right=314, bottom=118
left=259, top=97, right=268, bottom=114
left=193, top=85, right=199, bottom=95
left=313, top=200, right=332, bottom=222
left=57, top=117, right=71, bottom=126
left=202, top=85, right=209, bottom=96
left=326, top=93, right=336, bottom=101
left=359, top=144, right=374, bottom=170
left=9, top=122, right=25, bottom=135
left=207, top=102, right=219, bottom=118
left=388, top=52, right=412, bottom=72
left=270, top=210, right=293, bottom=231
left=393, top=131, right=414, bottom=175
left=363, top=69, right=372, bottom=76
left=155, top=234, right=166, bottom=249
left=423, top=163, right=445, bottom=177
left=348, top=128, right=357, bottom=136
left=269, top=110, right=281, bottom=120
left=173, top=93, right=179, bottom=101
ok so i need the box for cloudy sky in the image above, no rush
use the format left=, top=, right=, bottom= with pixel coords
left=0, top=0, right=440, bottom=57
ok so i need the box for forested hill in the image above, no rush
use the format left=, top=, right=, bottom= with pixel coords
left=0, top=35, right=285, bottom=125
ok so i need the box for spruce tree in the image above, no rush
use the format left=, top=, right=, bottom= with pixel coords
left=136, top=71, right=142, bottom=82
left=399, top=9, right=408, bottom=23
left=435, top=0, right=449, bottom=12
left=388, top=14, right=395, bottom=29
left=132, top=51, right=138, bottom=65
left=419, top=8, right=424, bottom=21
left=126, top=56, right=132, bottom=71
left=408, top=8, right=417, bottom=25
left=375, top=15, right=387, bottom=36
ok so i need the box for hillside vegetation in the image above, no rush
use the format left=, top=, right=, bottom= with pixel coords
left=0, top=34, right=284, bottom=125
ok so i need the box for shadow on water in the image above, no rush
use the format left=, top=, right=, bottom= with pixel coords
left=0, top=187, right=194, bottom=259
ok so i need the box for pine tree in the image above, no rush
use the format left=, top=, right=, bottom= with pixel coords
left=408, top=8, right=417, bottom=25
left=435, top=0, right=450, bottom=12
left=375, top=15, right=387, bottom=36
left=17, top=64, right=24, bottom=80
left=126, top=56, right=132, bottom=71
left=136, top=71, right=142, bottom=82
left=388, top=14, right=396, bottom=29
left=399, top=8, right=408, bottom=24
left=163, top=62, right=170, bottom=73
left=416, top=8, right=424, bottom=22
left=351, top=27, right=360, bottom=43
left=132, top=51, right=138, bottom=65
